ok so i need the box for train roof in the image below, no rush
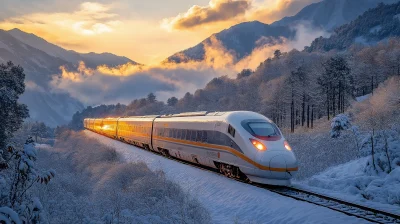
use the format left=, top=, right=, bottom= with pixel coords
left=84, top=111, right=271, bottom=123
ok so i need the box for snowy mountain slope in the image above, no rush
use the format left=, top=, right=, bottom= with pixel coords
left=0, top=30, right=84, bottom=126
left=8, top=28, right=139, bottom=67
left=166, top=21, right=294, bottom=63
left=306, top=1, right=400, bottom=52
left=86, top=130, right=369, bottom=224
left=272, top=0, right=399, bottom=30
left=0, top=30, right=72, bottom=87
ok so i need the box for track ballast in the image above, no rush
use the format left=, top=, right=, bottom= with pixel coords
left=89, top=130, right=400, bottom=224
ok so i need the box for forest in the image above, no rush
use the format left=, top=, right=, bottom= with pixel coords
left=69, top=37, right=400, bottom=134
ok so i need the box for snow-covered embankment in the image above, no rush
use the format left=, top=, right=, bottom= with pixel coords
left=85, top=130, right=370, bottom=224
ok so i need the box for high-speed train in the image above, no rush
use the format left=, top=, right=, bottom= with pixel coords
left=84, top=111, right=298, bottom=186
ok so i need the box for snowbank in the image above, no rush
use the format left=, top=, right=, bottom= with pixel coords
left=299, top=157, right=400, bottom=215
left=85, top=130, right=370, bottom=224
left=35, top=131, right=210, bottom=224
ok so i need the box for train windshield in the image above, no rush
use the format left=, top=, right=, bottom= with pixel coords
left=248, top=122, right=279, bottom=137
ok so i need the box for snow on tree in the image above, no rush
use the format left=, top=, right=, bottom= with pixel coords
left=30, top=122, right=48, bottom=143
left=167, top=96, right=178, bottom=107
left=330, top=114, right=352, bottom=138
left=0, top=137, right=55, bottom=223
left=0, top=61, right=29, bottom=150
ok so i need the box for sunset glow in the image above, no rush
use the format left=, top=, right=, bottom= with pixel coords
left=0, top=0, right=318, bottom=64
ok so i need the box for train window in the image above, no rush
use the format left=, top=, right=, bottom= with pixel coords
left=228, top=124, right=236, bottom=137
left=213, top=131, right=221, bottom=145
left=191, top=130, right=197, bottom=141
left=202, top=131, right=208, bottom=142
left=196, top=131, right=202, bottom=142
left=186, top=130, right=192, bottom=141
left=206, top=131, right=213, bottom=143
left=173, top=129, right=178, bottom=139
left=177, top=129, right=182, bottom=139
left=181, top=129, right=186, bottom=140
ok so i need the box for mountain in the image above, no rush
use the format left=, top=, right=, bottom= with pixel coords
left=166, top=21, right=295, bottom=63
left=8, top=28, right=139, bottom=67
left=21, top=89, right=84, bottom=127
left=165, top=0, right=399, bottom=64
left=272, top=0, right=399, bottom=30
left=0, top=30, right=86, bottom=126
left=0, top=30, right=72, bottom=87
left=305, top=1, right=400, bottom=52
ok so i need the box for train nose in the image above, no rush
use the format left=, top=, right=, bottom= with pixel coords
left=267, top=153, right=298, bottom=179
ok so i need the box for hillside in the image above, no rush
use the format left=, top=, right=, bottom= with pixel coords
left=0, top=30, right=86, bottom=126
left=272, top=0, right=399, bottom=30
left=166, top=21, right=294, bottom=63
left=306, top=1, right=400, bottom=52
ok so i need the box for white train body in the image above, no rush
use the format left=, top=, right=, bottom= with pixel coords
left=84, top=111, right=298, bottom=186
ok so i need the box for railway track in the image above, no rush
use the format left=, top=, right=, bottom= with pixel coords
left=262, top=186, right=400, bottom=224
left=89, top=131, right=400, bottom=224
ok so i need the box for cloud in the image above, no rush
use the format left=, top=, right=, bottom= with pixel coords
left=162, top=0, right=251, bottom=30
left=248, top=0, right=320, bottom=24
left=50, top=22, right=326, bottom=106
left=162, top=0, right=321, bottom=31
left=1, top=2, right=120, bottom=37
left=51, top=61, right=223, bottom=105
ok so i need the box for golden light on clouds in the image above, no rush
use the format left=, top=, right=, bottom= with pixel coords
left=0, top=0, right=318, bottom=64
left=162, top=0, right=317, bottom=31
left=161, top=0, right=251, bottom=31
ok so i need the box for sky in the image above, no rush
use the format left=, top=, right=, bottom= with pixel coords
left=0, top=0, right=320, bottom=64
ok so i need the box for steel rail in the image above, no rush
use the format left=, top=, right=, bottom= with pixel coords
left=88, top=130, right=400, bottom=224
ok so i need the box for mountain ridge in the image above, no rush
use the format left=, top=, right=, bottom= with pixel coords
left=8, top=28, right=139, bottom=67
left=305, top=1, right=400, bottom=52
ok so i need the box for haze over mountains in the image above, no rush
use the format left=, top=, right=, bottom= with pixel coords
left=0, top=29, right=138, bottom=127
left=0, top=0, right=398, bottom=127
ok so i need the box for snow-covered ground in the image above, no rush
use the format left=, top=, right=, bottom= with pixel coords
left=296, top=157, right=400, bottom=215
left=85, top=130, right=371, bottom=224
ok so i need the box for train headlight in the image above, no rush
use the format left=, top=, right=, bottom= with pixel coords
left=284, top=140, right=292, bottom=151
left=250, top=138, right=267, bottom=151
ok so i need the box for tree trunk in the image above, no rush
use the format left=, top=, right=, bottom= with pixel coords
left=311, top=105, right=314, bottom=129
left=371, top=129, right=376, bottom=171
left=326, top=85, right=330, bottom=120
left=371, top=76, right=374, bottom=95
left=382, top=131, right=392, bottom=173
left=291, top=98, right=294, bottom=133
left=307, top=103, right=310, bottom=128
left=332, top=86, right=336, bottom=116
left=338, top=81, right=342, bottom=114
left=301, top=94, right=305, bottom=126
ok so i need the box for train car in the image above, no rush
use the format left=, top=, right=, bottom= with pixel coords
left=92, top=118, right=103, bottom=134
left=84, top=111, right=298, bottom=186
left=152, top=111, right=298, bottom=186
left=116, top=116, right=157, bottom=150
left=83, top=118, right=89, bottom=129
left=101, top=118, right=119, bottom=138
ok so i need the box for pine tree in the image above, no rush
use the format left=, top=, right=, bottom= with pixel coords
left=0, top=61, right=29, bottom=150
